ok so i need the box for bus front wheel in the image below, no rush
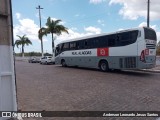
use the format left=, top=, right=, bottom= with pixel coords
left=61, top=59, right=67, bottom=67
left=99, top=60, right=109, bottom=72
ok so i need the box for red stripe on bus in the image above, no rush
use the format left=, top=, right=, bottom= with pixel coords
left=97, top=48, right=109, bottom=56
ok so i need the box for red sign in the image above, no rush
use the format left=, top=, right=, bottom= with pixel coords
left=97, top=48, right=109, bottom=56
left=145, top=49, right=149, bottom=55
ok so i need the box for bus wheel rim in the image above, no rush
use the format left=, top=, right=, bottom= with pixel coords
left=101, top=63, right=106, bottom=71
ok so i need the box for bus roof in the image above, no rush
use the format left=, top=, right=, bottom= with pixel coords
left=57, top=27, right=146, bottom=45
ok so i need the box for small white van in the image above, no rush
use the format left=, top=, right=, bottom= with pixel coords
left=40, top=56, right=55, bottom=64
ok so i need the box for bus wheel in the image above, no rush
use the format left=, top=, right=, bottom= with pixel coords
left=99, top=60, right=109, bottom=72
left=61, top=60, right=67, bottom=67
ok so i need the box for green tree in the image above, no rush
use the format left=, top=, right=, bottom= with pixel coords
left=44, top=17, right=68, bottom=55
left=38, top=27, right=47, bottom=57
left=157, top=41, right=160, bottom=47
left=14, top=35, right=32, bottom=57
left=156, top=41, right=160, bottom=55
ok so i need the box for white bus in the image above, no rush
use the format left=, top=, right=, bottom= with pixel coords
left=55, top=27, right=157, bottom=71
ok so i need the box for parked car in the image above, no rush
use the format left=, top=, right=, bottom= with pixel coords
left=40, top=56, right=55, bottom=64
left=28, top=57, right=36, bottom=63
left=28, top=57, right=40, bottom=63
left=35, top=57, right=41, bottom=63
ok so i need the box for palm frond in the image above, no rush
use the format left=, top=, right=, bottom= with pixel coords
left=15, top=35, right=32, bottom=47
left=14, top=40, right=22, bottom=48
left=46, top=17, right=52, bottom=27
left=38, top=27, right=47, bottom=40
left=55, top=19, right=62, bottom=25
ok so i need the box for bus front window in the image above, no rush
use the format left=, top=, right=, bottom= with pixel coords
left=55, top=46, right=59, bottom=56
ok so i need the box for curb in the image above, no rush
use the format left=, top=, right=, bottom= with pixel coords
left=139, top=69, right=160, bottom=73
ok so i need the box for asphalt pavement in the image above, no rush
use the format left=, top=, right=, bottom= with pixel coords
left=15, top=61, right=160, bottom=120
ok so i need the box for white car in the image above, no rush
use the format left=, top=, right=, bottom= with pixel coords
left=40, top=56, right=55, bottom=64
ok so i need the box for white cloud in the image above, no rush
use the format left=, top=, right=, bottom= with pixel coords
left=118, top=28, right=124, bottom=31
left=74, top=14, right=85, bottom=18
left=14, top=13, right=44, bottom=42
left=71, top=27, right=78, bottom=31
left=84, top=26, right=102, bottom=34
left=15, top=13, right=21, bottom=19
left=50, top=17, right=65, bottom=25
left=97, top=19, right=102, bottom=23
left=14, top=16, right=65, bottom=43
left=138, top=22, right=157, bottom=30
left=90, top=0, right=106, bottom=4
left=75, top=14, right=80, bottom=17
left=97, top=19, right=105, bottom=26
left=109, top=0, right=160, bottom=20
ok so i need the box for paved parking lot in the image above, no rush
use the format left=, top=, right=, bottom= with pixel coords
left=15, top=61, right=160, bottom=120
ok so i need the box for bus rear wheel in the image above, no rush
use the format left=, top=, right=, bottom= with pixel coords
left=61, top=59, right=67, bottom=67
left=99, top=60, right=109, bottom=72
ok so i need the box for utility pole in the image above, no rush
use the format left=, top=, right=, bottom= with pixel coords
left=147, top=0, right=150, bottom=27
left=36, top=5, right=44, bottom=57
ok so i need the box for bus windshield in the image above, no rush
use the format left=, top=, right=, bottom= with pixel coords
left=144, top=27, right=157, bottom=40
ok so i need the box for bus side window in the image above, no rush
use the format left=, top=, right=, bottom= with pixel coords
left=79, top=40, right=85, bottom=49
left=70, top=42, right=73, bottom=50
left=99, top=36, right=108, bottom=48
left=85, top=39, right=92, bottom=49
left=116, top=33, right=122, bottom=46
left=84, top=40, right=88, bottom=49
left=95, top=38, right=99, bottom=48
left=88, top=38, right=94, bottom=49
left=70, top=42, right=77, bottom=50
left=59, top=44, right=63, bottom=53
left=131, top=31, right=138, bottom=42
left=117, top=32, right=130, bottom=46
left=62, top=43, right=69, bottom=51
left=117, top=34, right=120, bottom=42
left=121, top=32, right=130, bottom=42
left=108, top=35, right=116, bottom=47
left=76, top=41, right=80, bottom=49
left=61, top=43, right=64, bottom=52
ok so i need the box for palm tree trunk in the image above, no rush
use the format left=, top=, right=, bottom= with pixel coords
left=51, top=33, right=54, bottom=56
left=41, top=38, right=44, bottom=57
left=22, top=45, right=24, bottom=57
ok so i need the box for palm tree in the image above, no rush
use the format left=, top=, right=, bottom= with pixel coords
left=44, top=17, right=68, bottom=55
left=15, top=35, right=32, bottom=57
left=38, top=27, right=47, bottom=57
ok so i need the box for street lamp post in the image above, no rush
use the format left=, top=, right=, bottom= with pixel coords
left=147, top=0, right=150, bottom=27
left=36, top=5, right=44, bottom=57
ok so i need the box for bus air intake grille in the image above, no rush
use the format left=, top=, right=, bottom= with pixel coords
left=119, top=58, right=123, bottom=68
left=124, top=57, right=136, bottom=68
left=146, top=44, right=156, bottom=49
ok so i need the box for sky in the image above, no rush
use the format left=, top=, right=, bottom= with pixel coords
left=12, top=0, right=160, bottom=53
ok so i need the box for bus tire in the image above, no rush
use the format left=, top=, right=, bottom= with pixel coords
left=99, top=60, right=109, bottom=72
left=61, top=59, right=67, bottom=67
